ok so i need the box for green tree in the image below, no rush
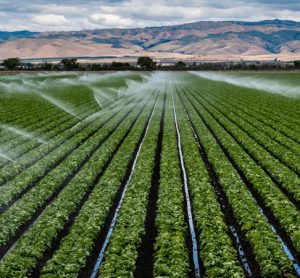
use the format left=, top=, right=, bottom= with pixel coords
left=111, top=61, right=131, bottom=69
left=60, top=58, right=79, bottom=70
left=41, top=62, right=53, bottom=70
left=3, top=58, right=21, bottom=70
left=175, top=61, right=187, bottom=68
left=137, top=56, right=156, bottom=70
left=294, top=60, right=300, bottom=69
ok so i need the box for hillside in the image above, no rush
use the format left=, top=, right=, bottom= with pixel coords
left=0, top=19, right=300, bottom=61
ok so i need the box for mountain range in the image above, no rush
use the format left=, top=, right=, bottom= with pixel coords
left=1, top=19, right=300, bottom=61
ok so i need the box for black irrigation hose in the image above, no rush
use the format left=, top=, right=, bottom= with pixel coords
left=171, top=90, right=201, bottom=278
left=29, top=93, right=154, bottom=278
left=178, top=87, right=260, bottom=277
left=184, top=88, right=300, bottom=276
left=0, top=96, right=147, bottom=260
left=194, top=87, right=300, bottom=181
left=81, top=94, right=159, bottom=278
left=189, top=87, right=300, bottom=210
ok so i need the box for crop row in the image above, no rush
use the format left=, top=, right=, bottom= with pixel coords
left=94, top=93, right=164, bottom=277
left=174, top=91, right=247, bottom=277
left=190, top=77, right=300, bottom=142
left=0, top=110, right=71, bottom=146
left=201, top=81, right=300, bottom=140
left=0, top=98, right=93, bottom=165
left=195, top=89, right=300, bottom=204
left=0, top=116, right=80, bottom=169
left=0, top=98, right=64, bottom=125
left=152, top=92, right=190, bottom=277
left=202, top=88, right=300, bottom=156
left=197, top=89, right=300, bottom=179
left=0, top=82, right=118, bottom=147
left=179, top=89, right=295, bottom=277
left=0, top=92, right=156, bottom=277
left=231, top=87, right=300, bottom=123
left=197, top=78, right=300, bottom=127
left=0, top=92, right=150, bottom=255
left=0, top=94, right=90, bottom=136
left=0, top=93, right=136, bottom=187
left=0, top=96, right=135, bottom=212
left=0, top=97, right=98, bottom=155
left=38, top=94, right=158, bottom=277
left=191, top=88, right=300, bottom=204
left=187, top=87, right=300, bottom=256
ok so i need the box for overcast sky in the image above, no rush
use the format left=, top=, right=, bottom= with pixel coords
left=0, top=0, right=300, bottom=32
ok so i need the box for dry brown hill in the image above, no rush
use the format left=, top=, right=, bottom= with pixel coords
left=1, top=19, right=300, bottom=61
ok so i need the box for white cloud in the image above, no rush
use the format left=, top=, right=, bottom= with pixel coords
left=89, top=13, right=135, bottom=28
left=31, top=14, right=69, bottom=26
left=0, top=0, right=299, bottom=31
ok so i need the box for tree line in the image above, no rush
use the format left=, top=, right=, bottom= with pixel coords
left=2, top=56, right=300, bottom=71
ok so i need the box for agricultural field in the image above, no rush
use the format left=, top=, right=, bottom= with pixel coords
left=0, top=71, right=299, bottom=278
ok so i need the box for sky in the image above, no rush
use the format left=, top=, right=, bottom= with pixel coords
left=0, top=0, right=300, bottom=32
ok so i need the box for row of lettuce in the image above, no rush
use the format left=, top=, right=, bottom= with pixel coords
left=185, top=83, right=300, bottom=254
left=182, top=75, right=300, bottom=274
left=0, top=91, right=150, bottom=245
left=0, top=94, right=105, bottom=176
left=42, top=92, right=244, bottom=277
left=0, top=90, right=244, bottom=277
left=196, top=87, right=300, bottom=203
left=44, top=93, right=165, bottom=277
left=0, top=93, right=137, bottom=211
left=0, top=89, right=98, bottom=150
left=0, top=92, right=156, bottom=276
left=1, top=75, right=299, bottom=277
left=0, top=72, right=134, bottom=167
left=0, top=95, right=138, bottom=216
